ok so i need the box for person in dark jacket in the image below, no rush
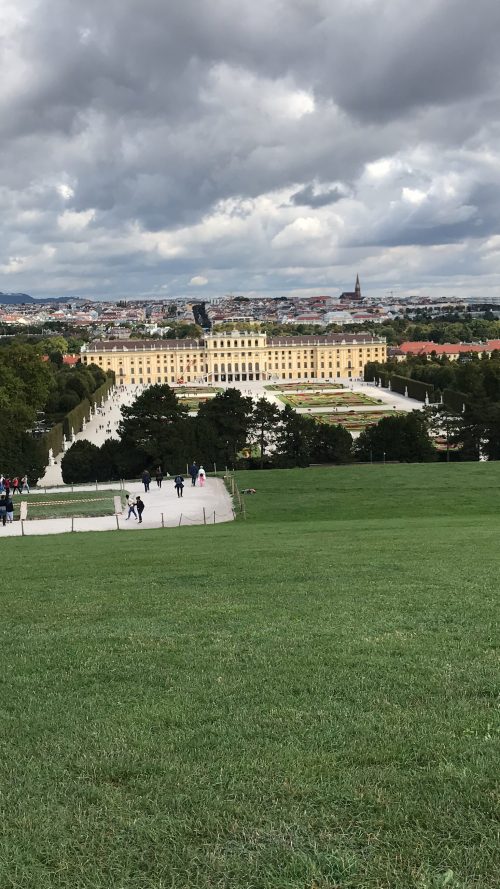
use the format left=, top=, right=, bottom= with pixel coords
left=188, top=463, right=198, bottom=486
left=174, top=475, right=184, bottom=498
left=136, top=496, right=145, bottom=523
left=155, top=467, right=163, bottom=488
left=5, top=498, right=13, bottom=523
left=141, top=470, right=151, bottom=492
left=0, top=496, right=6, bottom=526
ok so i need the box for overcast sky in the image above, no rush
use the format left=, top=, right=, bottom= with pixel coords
left=1, top=0, right=500, bottom=301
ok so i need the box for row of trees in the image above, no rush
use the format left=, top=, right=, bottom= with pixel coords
left=211, top=311, right=500, bottom=346
left=61, top=385, right=436, bottom=483
left=366, top=349, right=500, bottom=461
left=0, top=342, right=109, bottom=482
left=367, top=351, right=500, bottom=402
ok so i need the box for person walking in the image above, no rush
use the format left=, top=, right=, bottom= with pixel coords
left=136, top=496, right=145, bottom=523
left=198, top=465, right=206, bottom=487
left=141, top=469, right=151, bottom=492
left=4, top=479, right=11, bottom=498
left=155, top=467, right=163, bottom=488
left=21, top=474, right=30, bottom=493
left=0, top=496, right=6, bottom=527
left=5, top=498, right=13, bottom=523
left=12, top=477, right=20, bottom=495
left=188, top=462, right=198, bottom=487
left=125, top=494, right=137, bottom=520
left=174, top=475, right=184, bottom=498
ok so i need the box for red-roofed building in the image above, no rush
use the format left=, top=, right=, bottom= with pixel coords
left=42, top=353, right=80, bottom=365
left=398, top=340, right=500, bottom=360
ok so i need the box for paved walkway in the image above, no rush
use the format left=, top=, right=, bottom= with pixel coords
left=3, top=478, right=234, bottom=537
left=38, top=385, right=144, bottom=486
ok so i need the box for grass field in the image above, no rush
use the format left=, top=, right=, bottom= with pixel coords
left=20, top=489, right=125, bottom=520
left=0, top=464, right=499, bottom=888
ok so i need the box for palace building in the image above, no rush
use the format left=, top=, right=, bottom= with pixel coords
left=81, top=331, right=386, bottom=385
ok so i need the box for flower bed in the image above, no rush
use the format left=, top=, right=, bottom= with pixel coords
left=279, top=392, right=382, bottom=408
left=175, top=386, right=222, bottom=396
left=313, top=411, right=403, bottom=431
left=265, top=382, right=345, bottom=391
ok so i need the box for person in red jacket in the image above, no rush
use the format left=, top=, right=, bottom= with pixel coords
left=12, top=477, right=20, bottom=495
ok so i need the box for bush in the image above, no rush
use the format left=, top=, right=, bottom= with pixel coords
left=61, top=440, right=101, bottom=484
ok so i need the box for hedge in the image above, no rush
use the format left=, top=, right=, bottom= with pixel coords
left=41, top=374, right=115, bottom=457
left=63, top=375, right=114, bottom=438
left=39, top=421, right=64, bottom=465
left=443, top=388, right=469, bottom=413
left=390, top=375, right=434, bottom=402
left=90, top=375, right=114, bottom=410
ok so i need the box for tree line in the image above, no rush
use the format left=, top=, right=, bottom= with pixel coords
left=366, top=350, right=500, bottom=461
left=0, top=340, right=108, bottom=482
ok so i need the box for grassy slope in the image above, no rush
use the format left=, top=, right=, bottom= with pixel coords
left=0, top=464, right=498, bottom=888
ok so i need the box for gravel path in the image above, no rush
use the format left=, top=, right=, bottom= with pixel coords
left=3, top=477, right=234, bottom=537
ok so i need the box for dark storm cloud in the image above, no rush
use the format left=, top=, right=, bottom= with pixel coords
left=291, top=183, right=347, bottom=208
left=1, top=0, right=500, bottom=297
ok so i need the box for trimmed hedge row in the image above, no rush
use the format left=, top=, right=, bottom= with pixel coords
left=366, top=367, right=435, bottom=402
left=390, top=374, right=434, bottom=402
left=41, top=374, right=115, bottom=458
left=42, top=422, right=64, bottom=459
left=443, top=388, right=469, bottom=413
left=62, top=376, right=114, bottom=438
left=365, top=360, right=470, bottom=412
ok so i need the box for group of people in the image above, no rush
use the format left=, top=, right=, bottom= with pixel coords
left=174, top=463, right=206, bottom=498
left=0, top=475, right=29, bottom=495
left=141, top=468, right=166, bottom=491
left=125, top=495, right=145, bottom=523
left=140, top=463, right=206, bottom=499
left=0, top=475, right=29, bottom=528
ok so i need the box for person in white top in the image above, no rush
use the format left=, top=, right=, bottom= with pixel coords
left=198, top=466, right=206, bottom=487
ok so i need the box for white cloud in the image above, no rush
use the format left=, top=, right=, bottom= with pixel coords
left=189, top=275, right=208, bottom=286
left=57, top=208, right=95, bottom=232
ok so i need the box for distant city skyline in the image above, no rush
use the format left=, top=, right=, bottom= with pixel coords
left=1, top=1, right=500, bottom=301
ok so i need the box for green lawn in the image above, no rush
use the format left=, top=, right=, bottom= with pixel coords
left=20, top=489, right=125, bottom=520
left=0, top=464, right=498, bottom=888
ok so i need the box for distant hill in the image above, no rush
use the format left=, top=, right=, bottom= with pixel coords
left=0, top=292, right=74, bottom=305
left=0, top=292, right=36, bottom=304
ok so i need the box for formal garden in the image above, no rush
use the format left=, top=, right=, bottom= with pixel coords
left=277, top=390, right=383, bottom=408
left=314, top=409, right=403, bottom=430
left=265, top=381, right=345, bottom=391
left=173, top=386, right=222, bottom=396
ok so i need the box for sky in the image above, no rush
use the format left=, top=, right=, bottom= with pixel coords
left=1, top=0, right=500, bottom=301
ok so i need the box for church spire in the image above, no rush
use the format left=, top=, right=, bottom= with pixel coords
left=355, top=274, right=361, bottom=299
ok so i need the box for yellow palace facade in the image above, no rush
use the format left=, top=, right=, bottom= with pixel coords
left=81, top=331, right=386, bottom=385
